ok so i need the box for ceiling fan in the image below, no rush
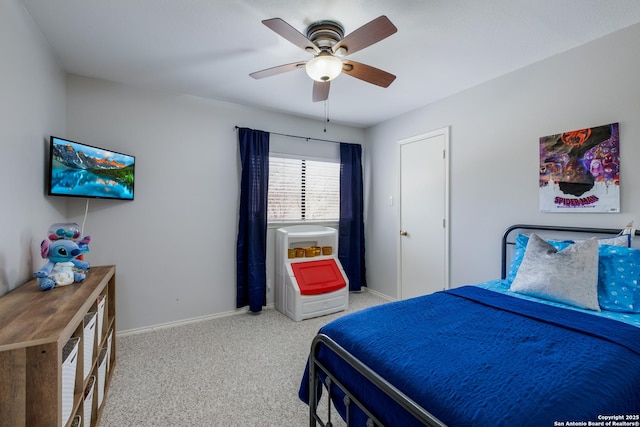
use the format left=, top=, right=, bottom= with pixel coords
left=250, top=15, right=398, bottom=102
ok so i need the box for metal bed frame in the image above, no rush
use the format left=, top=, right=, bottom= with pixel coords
left=309, top=333, right=446, bottom=427
left=307, top=223, right=639, bottom=427
left=500, top=224, right=640, bottom=280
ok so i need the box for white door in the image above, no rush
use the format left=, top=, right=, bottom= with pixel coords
left=397, top=128, right=449, bottom=299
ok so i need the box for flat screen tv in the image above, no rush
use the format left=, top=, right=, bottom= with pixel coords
left=48, top=136, right=135, bottom=200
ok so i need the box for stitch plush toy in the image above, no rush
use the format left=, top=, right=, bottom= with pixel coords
left=34, top=223, right=91, bottom=291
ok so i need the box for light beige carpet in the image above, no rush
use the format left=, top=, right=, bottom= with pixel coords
left=99, top=291, right=388, bottom=426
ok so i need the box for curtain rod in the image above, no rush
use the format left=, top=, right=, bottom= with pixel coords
left=234, top=126, right=351, bottom=145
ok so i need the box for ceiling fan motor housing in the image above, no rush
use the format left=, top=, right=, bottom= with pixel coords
left=306, top=20, right=345, bottom=52
left=304, top=20, right=347, bottom=82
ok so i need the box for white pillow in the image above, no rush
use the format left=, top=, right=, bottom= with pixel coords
left=573, top=234, right=630, bottom=247
left=510, top=234, right=600, bottom=311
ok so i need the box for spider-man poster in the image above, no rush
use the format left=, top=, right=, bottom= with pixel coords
left=539, top=123, right=619, bottom=212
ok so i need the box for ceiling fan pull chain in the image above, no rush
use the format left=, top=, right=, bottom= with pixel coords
left=324, top=100, right=330, bottom=132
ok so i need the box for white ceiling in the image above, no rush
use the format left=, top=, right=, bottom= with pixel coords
left=19, top=0, right=640, bottom=128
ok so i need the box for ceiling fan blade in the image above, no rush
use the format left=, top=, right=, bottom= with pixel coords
left=342, top=60, right=396, bottom=87
left=332, top=15, right=397, bottom=56
left=262, top=18, right=320, bottom=54
left=250, top=61, right=306, bottom=79
left=312, top=81, right=330, bottom=102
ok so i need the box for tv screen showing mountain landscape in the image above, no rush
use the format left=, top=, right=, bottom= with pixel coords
left=49, top=137, right=135, bottom=200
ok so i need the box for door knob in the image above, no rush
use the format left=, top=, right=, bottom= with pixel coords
left=400, top=230, right=408, bottom=236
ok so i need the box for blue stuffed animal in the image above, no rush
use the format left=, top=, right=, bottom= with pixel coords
left=34, top=223, right=90, bottom=291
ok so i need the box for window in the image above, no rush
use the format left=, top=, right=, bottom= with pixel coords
left=268, top=156, right=340, bottom=222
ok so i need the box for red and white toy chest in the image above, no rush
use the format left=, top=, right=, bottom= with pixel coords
left=275, top=226, right=349, bottom=321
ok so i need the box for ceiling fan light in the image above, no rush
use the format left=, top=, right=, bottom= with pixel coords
left=305, top=54, right=343, bottom=82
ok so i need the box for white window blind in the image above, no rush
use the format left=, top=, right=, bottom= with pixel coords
left=268, top=156, right=340, bottom=222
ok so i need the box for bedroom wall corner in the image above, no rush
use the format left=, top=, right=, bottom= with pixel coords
left=364, top=22, right=640, bottom=298
left=0, top=0, right=67, bottom=297
left=64, top=75, right=365, bottom=331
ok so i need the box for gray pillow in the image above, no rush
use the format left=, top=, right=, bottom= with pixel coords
left=510, top=234, right=600, bottom=311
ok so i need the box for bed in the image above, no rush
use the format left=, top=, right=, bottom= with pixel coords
left=298, top=224, right=640, bottom=427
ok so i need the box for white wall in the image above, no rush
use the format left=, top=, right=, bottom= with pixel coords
left=65, top=76, right=364, bottom=331
left=0, top=0, right=67, bottom=296
left=365, top=23, right=640, bottom=298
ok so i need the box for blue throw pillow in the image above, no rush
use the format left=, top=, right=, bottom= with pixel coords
left=598, top=245, right=640, bottom=313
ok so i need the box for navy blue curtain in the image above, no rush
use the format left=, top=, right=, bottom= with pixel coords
left=338, top=143, right=366, bottom=291
left=236, top=128, right=269, bottom=312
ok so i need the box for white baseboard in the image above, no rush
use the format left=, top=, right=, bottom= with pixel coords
left=117, top=290, right=393, bottom=338
left=117, top=303, right=276, bottom=337
left=359, top=286, right=395, bottom=302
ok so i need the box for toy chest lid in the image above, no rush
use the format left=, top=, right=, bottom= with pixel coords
left=291, top=259, right=346, bottom=295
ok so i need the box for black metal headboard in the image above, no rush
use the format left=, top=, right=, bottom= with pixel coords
left=501, top=224, right=640, bottom=280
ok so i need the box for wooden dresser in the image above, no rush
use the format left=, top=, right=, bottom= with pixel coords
left=0, top=265, right=116, bottom=427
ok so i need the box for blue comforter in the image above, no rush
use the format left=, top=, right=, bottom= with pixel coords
left=299, top=286, right=640, bottom=426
